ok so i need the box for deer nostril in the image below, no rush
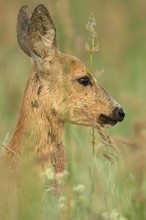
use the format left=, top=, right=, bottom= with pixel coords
left=118, top=108, right=125, bottom=119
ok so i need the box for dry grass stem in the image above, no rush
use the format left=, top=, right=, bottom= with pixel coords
left=82, top=109, right=118, bottom=161
left=0, top=143, right=20, bottom=159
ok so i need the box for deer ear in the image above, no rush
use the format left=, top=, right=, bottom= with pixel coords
left=17, top=5, right=32, bottom=57
left=28, top=4, right=58, bottom=59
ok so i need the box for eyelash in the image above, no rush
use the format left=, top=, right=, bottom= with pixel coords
left=77, top=76, right=92, bottom=87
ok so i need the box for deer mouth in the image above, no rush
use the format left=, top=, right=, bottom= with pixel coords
left=99, top=114, right=118, bottom=127
left=99, top=107, right=125, bottom=127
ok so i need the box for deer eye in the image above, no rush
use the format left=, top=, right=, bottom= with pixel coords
left=77, top=76, right=91, bottom=87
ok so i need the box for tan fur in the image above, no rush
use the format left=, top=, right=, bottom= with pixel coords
left=7, top=5, right=124, bottom=171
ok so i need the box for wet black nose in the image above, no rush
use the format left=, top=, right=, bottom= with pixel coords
left=118, top=108, right=125, bottom=119
left=115, top=107, right=125, bottom=121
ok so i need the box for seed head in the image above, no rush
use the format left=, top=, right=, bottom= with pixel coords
left=86, top=12, right=97, bottom=38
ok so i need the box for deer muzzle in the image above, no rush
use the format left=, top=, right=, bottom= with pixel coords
left=99, top=107, right=125, bottom=126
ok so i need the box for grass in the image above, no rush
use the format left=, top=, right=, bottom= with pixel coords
left=1, top=0, right=146, bottom=219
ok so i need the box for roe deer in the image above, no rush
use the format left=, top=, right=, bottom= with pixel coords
left=7, top=5, right=125, bottom=171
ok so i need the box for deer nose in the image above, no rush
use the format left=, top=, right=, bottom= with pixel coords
left=114, top=107, right=125, bottom=122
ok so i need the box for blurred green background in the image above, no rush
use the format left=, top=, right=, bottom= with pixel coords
left=1, top=0, right=146, bottom=139
left=0, top=0, right=146, bottom=219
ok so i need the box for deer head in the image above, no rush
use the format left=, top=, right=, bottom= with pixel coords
left=17, top=4, right=125, bottom=131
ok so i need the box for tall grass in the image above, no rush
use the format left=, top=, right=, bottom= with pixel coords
left=1, top=0, right=146, bottom=219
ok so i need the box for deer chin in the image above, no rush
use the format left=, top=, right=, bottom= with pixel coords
left=100, top=122, right=117, bottom=129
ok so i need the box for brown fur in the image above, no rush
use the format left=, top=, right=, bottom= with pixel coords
left=7, top=5, right=124, bottom=171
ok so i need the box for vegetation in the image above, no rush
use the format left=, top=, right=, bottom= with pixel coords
left=0, top=0, right=146, bottom=219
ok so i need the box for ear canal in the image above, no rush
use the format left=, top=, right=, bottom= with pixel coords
left=28, top=4, right=58, bottom=59
left=17, top=5, right=32, bottom=57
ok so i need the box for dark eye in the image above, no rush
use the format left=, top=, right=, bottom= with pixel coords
left=77, top=76, right=91, bottom=87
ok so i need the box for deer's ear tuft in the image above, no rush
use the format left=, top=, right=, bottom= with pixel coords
left=28, top=4, right=58, bottom=59
left=17, top=5, right=32, bottom=57
left=17, top=5, right=58, bottom=61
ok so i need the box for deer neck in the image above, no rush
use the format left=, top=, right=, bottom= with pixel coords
left=8, top=72, right=64, bottom=169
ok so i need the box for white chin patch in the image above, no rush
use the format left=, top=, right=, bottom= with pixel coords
left=104, top=123, right=117, bottom=129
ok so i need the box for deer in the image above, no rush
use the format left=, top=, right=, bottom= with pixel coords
left=6, top=4, right=125, bottom=172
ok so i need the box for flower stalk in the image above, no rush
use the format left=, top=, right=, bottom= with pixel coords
left=85, top=12, right=99, bottom=155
